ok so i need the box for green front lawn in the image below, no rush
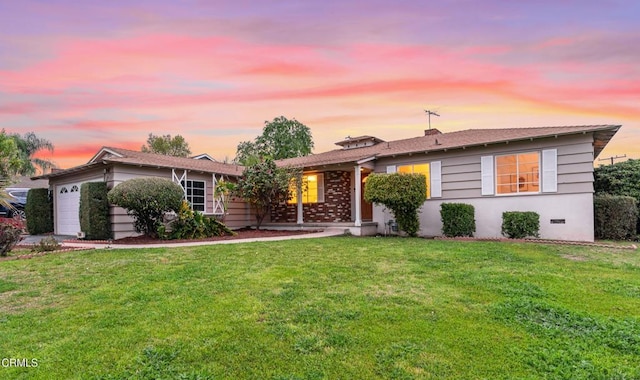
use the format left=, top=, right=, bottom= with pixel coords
left=1, top=237, right=639, bottom=379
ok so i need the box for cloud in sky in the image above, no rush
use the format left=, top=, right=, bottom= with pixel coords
left=1, top=0, right=639, bottom=169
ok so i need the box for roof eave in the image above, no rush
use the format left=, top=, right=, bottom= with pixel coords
left=593, top=126, right=621, bottom=159
left=31, top=161, right=106, bottom=180
left=102, top=159, right=244, bottom=177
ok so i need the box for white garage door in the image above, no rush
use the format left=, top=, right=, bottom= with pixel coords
left=56, top=183, right=81, bottom=235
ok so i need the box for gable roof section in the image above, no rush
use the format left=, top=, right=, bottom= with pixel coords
left=277, top=145, right=380, bottom=168
left=36, top=147, right=244, bottom=179
left=277, top=125, right=620, bottom=169
left=334, top=135, right=385, bottom=149
left=97, top=147, right=243, bottom=176
left=191, top=153, right=217, bottom=161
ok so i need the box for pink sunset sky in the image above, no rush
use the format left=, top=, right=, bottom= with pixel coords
left=1, top=1, right=639, bottom=170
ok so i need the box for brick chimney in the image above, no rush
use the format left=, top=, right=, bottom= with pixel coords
left=424, top=128, right=442, bottom=136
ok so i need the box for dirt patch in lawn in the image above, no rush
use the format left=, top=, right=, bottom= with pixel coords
left=71, top=228, right=322, bottom=245
left=561, top=254, right=589, bottom=262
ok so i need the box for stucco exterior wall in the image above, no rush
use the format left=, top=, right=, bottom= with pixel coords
left=374, top=193, right=594, bottom=241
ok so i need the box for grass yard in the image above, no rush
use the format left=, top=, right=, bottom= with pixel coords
left=1, top=237, right=639, bottom=379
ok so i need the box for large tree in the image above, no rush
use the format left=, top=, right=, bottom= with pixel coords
left=235, top=116, right=313, bottom=164
left=0, top=130, right=23, bottom=181
left=141, top=133, right=192, bottom=157
left=0, top=130, right=24, bottom=209
left=9, top=132, right=55, bottom=175
left=233, top=159, right=294, bottom=229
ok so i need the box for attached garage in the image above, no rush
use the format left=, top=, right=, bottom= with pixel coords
left=35, top=147, right=248, bottom=239
left=55, top=183, right=82, bottom=235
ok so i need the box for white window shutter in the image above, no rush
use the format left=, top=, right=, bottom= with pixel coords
left=430, top=161, right=442, bottom=198
left=542, top=149, right=558, bottom=193
left=481, top=156, right=494, bottom=195
left=386, top=165, right=396, bottom=174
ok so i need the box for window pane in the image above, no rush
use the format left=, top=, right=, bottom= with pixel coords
left=496, top=174, right=515, bottom=194
left=414, top=164, right=430, bottom=199
left=287, top=174, right=321, bottom=204
left=497, top=184, right=513, bottom=194
left=518, top=153, right=539, bottom=193
left=397, top=163, right=430, bottom=198
left=306, top=175, right=318, bottom=203
left=181, top=180, right=206, bottom=210
left=397, top=165, right=412, bottom=174
left=496, top=152, right=539, bottom=194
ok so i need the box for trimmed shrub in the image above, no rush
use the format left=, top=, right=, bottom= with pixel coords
left=440, top=203, right=476, bottom=237
left=594, top=195, right=638, bottom=240
left=364, top=173, right=427, bottom=237
left=0, top=222, right=22, bottom=256
left=502, top=211, right=540, bottom=239
left=159, top=200, right=234, bottom=240
left=107, top=177, right=184, bottom=238
left=79, top=182, right=111, bottom=240
left=25, top=188, right=53, bottom=234
left=594, top=159, right=640, bottom=233
left=594, top=159, right=640, bottom=200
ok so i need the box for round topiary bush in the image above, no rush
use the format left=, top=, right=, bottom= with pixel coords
left=107, top=177, right=184, bottom=238
left=364, top=173, right=427, bottom=237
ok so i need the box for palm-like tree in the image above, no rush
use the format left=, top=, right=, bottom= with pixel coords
left=1, top=130, right=23, bottom=209
left=11, top=132, right=55, bottom=175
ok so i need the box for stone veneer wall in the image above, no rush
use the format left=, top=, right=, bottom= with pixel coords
left=271, top=170, right=352, bottom=223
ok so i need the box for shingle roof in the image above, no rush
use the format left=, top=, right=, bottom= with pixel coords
left=34, top=124, right=620, bottom=179
left=95, top=147, right=244, bottom=176
left=35, top=147, right=244, bottom=179
left=277, top=125, right=620, bottom=168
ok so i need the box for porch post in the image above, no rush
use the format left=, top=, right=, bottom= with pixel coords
left=296, top=173, right=303, bottom=224
left=354, top=165, right=362, bottom=227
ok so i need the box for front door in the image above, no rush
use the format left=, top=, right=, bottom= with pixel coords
left=361, top=173, right=373, bottom=221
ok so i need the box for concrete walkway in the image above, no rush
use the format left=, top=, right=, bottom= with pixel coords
left=25, top=228, right=346, bottom=250
left=20, top=234, right=74, bottom=245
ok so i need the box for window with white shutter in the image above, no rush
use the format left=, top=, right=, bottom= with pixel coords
left=481, top=156, right=494, bottom=195
left=430, top=161, right=442, bottom=198
left=542, top=149, right=558, bottom=193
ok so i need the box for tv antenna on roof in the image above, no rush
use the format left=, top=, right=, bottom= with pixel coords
left=598, top=154, right=627, bottom=165
left=424, top=109, right=440, bottom=130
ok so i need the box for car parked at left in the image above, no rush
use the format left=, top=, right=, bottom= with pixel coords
left=0, top=188, right=28, bottom=220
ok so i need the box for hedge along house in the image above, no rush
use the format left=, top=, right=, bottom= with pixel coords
left=273, top=125, right=620, bottom=242
left=36, top=147, right=248, bottom=239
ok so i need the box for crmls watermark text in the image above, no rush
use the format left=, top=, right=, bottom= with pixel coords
left=1, top=358, right=39, bottom=368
